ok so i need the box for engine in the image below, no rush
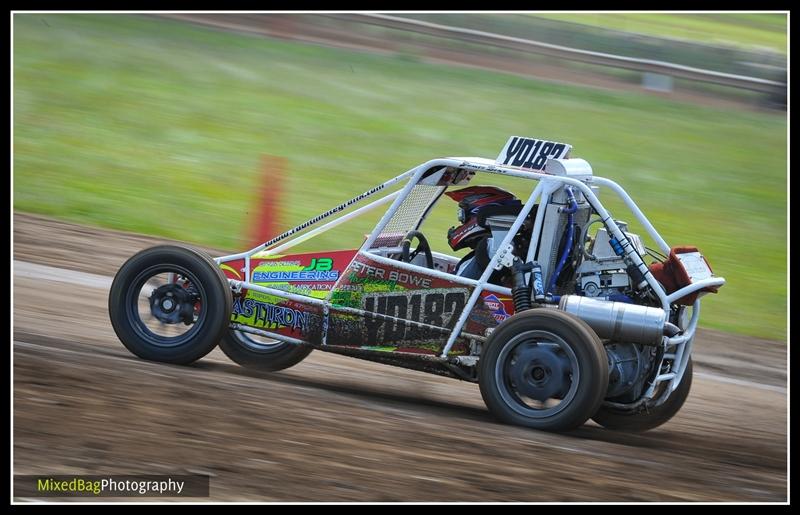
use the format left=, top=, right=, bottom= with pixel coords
left=502, top=173, right=671, bottom=402
left=575, top=222, right=646, bottom=302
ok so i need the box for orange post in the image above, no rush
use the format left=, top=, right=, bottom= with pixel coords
left=250, top=154, right=286, bottom=247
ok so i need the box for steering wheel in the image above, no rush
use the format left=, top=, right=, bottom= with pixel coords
left=400, top=230, right=434, bottom=269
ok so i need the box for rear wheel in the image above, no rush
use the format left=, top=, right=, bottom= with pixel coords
left=478, top=309, right=608, bottom=432
left=592, top=358, right=693, bottom=432
left=108, top=245, right=232, bottom=365
left=219, top=329, right=312, bottom=372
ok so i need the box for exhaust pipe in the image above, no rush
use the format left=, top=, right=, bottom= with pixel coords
left=558, top=295, right=669, bottom=345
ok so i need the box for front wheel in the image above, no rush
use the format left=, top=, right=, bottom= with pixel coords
left=591, top=358, right=693, bottom=432
left=108, top=245, right=232, bottom=365
left=219, top=329, right=313, bottom=372
left=478, top=309, right=609, bottom=432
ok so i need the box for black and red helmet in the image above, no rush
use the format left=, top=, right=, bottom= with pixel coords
left=445, top=186, right=522, bottom=251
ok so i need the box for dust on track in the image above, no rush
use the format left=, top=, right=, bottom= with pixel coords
left=12, top=212, right=787, bottom=501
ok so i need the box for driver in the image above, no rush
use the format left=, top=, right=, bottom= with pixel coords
left=445, top=186, right=526, bottom=282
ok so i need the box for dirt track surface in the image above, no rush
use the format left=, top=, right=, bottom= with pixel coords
left=13, top=212, right=787, bottom=502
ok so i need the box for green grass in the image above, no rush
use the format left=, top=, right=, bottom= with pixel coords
left=13, top=14, right=787, bottom=340
left=531, top=13, right=787, bottom=53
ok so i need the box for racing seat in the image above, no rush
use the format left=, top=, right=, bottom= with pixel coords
left=454, top=203, right=535, bottom=284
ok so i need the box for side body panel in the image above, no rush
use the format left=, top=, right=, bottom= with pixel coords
left=327, top=253, right=514, bottom=355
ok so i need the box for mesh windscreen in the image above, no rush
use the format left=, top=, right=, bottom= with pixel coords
left=369, top=184, right=445, bottom=249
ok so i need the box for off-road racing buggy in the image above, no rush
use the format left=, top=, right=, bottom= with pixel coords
left=109, top=136, right=725, bottom=432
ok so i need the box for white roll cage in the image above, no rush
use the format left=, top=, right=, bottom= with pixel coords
left=215, top=156, right=725, bottom=398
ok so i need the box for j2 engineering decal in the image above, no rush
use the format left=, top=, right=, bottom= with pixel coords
left=304, top=258, right=333, bottom=271
left=252, top=270, right=339, bottom=282
left=252, top=257, right=339, bottom=282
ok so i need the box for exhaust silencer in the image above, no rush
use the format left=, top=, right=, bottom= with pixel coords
left=558, top=295, right=666, bottom=345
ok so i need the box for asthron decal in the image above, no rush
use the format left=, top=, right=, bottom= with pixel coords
left=232, top=297, right=310, bottom=334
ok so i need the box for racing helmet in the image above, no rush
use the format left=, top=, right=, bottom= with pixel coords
left=445, top=186, right=523, bottom=251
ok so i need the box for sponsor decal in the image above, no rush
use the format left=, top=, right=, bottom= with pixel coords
left=267, top=283, right=333, bottom=295
left=303, top=258, right=333, bottom=271
left=333, top=283, right=362, bottom=292
left=232, top=297, right=309, bottom=334
left=347, top=272, right=397, bottom=291
left=496, top=136, right=571, bottom=171
left=329, top=289, right=362, bottom=309
left=268, top=260, right=301, bottom=266
left=350, top=261, right=432, bottom=289
left=252, top=270, right=339, bottom=282
left=251, top=256, right=340, bottom=283
left=483, top=294, right=510, bottom=322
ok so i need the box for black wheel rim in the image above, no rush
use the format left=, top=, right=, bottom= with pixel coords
left=125, top=265, right=209, bottom=348
left=494, top=330, right=580, bottom=418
